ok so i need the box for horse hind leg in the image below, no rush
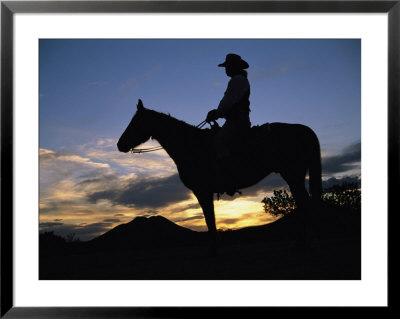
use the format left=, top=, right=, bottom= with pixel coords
left=193, top=190, right=219, bottom=257
left=281, top=170, right=311, bottom=210
left=281, top=170, right=314, bottom=243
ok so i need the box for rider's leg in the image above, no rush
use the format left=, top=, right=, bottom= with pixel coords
left=213, top=121, right=240, bottom=195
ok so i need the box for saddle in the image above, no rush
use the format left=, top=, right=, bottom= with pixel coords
left=234, top=123, right=272, bottom=154
left=209, top=122, right=272, bottom=155
left=209, top=123, right=272, bottom=197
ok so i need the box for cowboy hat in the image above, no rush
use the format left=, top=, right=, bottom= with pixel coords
left=218, top=53, right=249, bottom=69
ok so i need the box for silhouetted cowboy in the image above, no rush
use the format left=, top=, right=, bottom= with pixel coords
left=206, top=53, right=251, bottom=194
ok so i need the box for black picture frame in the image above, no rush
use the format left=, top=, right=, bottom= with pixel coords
left=1, top=0, right=395, bottom=317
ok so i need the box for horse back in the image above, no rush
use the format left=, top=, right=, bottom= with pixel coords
left=266, top=122, right=320, bottom=166
left=268, top=122, right=319, bottom=145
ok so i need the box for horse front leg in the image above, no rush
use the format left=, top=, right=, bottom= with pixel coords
left=193, top=190, right=219, bottom=257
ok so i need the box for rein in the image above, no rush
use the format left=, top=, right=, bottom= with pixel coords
left=129, top=120, right=209, bottom=154
left=130, top=145, right=164, bottom=154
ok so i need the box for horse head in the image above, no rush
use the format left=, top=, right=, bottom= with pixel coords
left=117, top=99, right=152, bottom=153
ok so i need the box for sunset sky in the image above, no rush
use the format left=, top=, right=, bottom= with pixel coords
left=39, top=39, right=361, bottom=241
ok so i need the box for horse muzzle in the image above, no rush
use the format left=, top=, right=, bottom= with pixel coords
left=117, top=142, right=130, bottom=153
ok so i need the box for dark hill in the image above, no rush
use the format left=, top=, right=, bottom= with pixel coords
left=87, top=215, right=205, bottom=251
left=42, top=205, right=360, bottom=254
left=225, top=204, right=361, bottom=244
left=39, top=207, right=361, bottom=280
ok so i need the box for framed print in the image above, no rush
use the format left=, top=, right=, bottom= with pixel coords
left=1, top=0, right=396, bottom=317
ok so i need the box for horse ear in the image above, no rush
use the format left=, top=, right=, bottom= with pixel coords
left=137, top=99, right=144, bottom=111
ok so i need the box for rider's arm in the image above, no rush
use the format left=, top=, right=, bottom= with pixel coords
left=216, top=75, right=249, bottom=118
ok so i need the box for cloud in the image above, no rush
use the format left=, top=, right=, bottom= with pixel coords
left=39, top=137, right=362, bottom=240
left=88, top=81, right=107, bottom=87
left=40, top=200, right=82, bottom=215
left=255, top=63, right=289, bottom=78
left=322, top=141, right=361, bottom=174
left=75, top=173, right=121, bottom=195
left=40, top=222, right=64, bottom=228
left=250, top=62, right=305, bottom=81
left=322, top=176, right=361, bottom=189
left=40, top=148, right=109, bottom=169
left=217, top=218, right=238, bottom=225
left=39, top=148, right=57, bottom=160
left=87, top=173, right=192, bottom=209
left=118, top=77, right=138, bottom=92
left=40, top=144, right=191, bottom=237
left=103, top=218, right=121, bottom=223
left=145, top=209, right=159, bottom=215
left=232, top=141, right=361, bottom=197
left=168, top=202, right=200, bottom=214
left=118, top=65, right=163, bottom=92
left=39, top=144, right=183, bottom=225
left=88, top=148, right=176, bottom=176
left=40, top=221, right=115, bottom=241
left=82, top=138, right=176, bottom=176
left=40, top=148, right=112, bottom=194
left=177, top=215, right=204, bottom=222
left=241, top=173, right=288, bottom=197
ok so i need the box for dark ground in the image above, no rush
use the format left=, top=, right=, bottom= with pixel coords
left=39, top=206, right=361, bottom=280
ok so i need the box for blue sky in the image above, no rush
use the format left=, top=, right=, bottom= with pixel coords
left=39, top=39, right=361, bottom=240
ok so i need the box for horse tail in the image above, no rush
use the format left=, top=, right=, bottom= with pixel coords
left=309, top=131, right=322, bottom=202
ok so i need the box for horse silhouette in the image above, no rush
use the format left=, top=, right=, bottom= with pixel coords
left=117, top=100, right=322, bottom=255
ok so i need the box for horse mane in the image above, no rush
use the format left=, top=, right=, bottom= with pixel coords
left=146, top=108, right=207, bottom=137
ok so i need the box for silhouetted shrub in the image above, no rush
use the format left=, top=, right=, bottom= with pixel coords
left=65, top=233, right=80, bottom=243
left=39, top=231, right=67, bottom=253
left=322, top=182, right=361, bottom=210
left=40, top=231, right=66, bottom=243
left=262, top=182, right=361, bottom=217
left=261, top=189, right=296, bottom=217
